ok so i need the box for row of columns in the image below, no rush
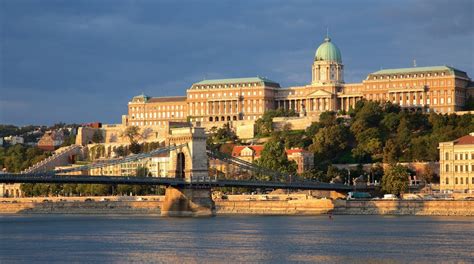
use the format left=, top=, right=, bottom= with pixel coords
left=207, top=100, right=241, bottom=116
left=340, top=97, right=363, bottom=112
left=277, top=98, right=333, bottom=112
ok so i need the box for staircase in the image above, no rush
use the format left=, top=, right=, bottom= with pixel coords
left=21, top=144, right=83, bottom=174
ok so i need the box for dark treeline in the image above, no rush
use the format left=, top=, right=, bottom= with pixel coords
left=20, top=183, right=165, bottom=197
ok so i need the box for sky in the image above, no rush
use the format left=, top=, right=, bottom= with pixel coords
left=1, top=0, right=473, bottom=126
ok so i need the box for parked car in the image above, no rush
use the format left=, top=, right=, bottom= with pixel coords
left=383, top=194, right=398, bottom=200
left=347, top=192, right=372, bottom=200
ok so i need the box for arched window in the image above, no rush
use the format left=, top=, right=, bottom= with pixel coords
left=446, top=177, right=449, bottom=185
left=445, top=152, right=449, bottom=160
left=209, top=117, right=213, bottom=122
left=460, top=178, right=463, bottom=184
left=455, top=178, right=458, bottom=184
left=445, top=164, right=449, bottom=172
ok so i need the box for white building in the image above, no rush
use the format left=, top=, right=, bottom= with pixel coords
left=3, top=136, right=24, bottom=145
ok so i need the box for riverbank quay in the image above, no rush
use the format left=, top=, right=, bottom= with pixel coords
left=0, top=196, right=163, bottom=215
left=1, top=196, right=473, bottom=216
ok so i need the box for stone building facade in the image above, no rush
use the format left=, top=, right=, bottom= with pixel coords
left=123, top=35, right=473, bottom=131
left=439, top=133, right=474, bottom=193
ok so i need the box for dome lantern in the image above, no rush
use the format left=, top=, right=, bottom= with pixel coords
left=315, top=36, right=342, bottom=63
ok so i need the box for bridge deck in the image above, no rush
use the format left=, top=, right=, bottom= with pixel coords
left=0, top=174, right=353, bottom=191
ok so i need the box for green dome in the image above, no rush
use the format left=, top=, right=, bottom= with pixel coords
left=315, top=37, right=342, bottom=63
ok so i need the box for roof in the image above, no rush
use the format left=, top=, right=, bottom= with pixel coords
left=285, top=148, right=310, bottom=155
left=232, top=145, right=264, bottom=157
left=453, top=134, right=474, bottom=145
left=315, top=36, right=342, bottom=63
left=191, top=77, right=280, bottom=88
left=370, top=66, right=468, bottom=78
left=147, top=96, right=187, bottom=103
left=232, top=145, right=311, bottom=157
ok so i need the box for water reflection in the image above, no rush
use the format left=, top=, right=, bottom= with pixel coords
left=0, top=215, right=473, bottom=263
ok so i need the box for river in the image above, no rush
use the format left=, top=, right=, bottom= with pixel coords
left=1, top=215, right=473, bottom=263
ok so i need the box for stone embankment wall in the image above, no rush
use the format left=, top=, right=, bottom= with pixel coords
left=216, top=199, right=335, bottom=215
left=334, top=200, right=474, bottom=216
left=0, top=196, right=162, bottom=214
left=1, top=197, right=473, bottom=216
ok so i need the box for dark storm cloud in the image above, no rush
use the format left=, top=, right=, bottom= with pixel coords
left=1, top=0, right=473, bottom=125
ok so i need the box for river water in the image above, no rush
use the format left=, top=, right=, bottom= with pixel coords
left=1, top=215, right=473, bottom=263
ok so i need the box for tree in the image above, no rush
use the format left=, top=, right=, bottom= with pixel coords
left=383, top=139, right=400, bottom=164
left=207, top=123, right=238, bottom=146
left=382, top=164, right=410, bottom=196
left=318, top=111, right=337, bottom=127
left=254, top=138, right=297, bottom=180
left=464, top=95, right=474, bottom=110
left=129, top=142, right=142, bottom=154
left=309, top=125, right=349, bottom=162
left=122, top=126, right=140, bottom=143
left=114, top=146, right=126, bottom=157
left=419, top=164, right=438, bottom=184
left=136, top=166, right=150, bottom=177
left=92, top=130, right=104, bottom=143
left=255, top=109, right=297, bottom=137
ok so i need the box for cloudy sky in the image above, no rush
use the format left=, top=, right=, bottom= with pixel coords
left=1, top=0, right=473, bottom=126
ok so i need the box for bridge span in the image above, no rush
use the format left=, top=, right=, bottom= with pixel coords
left=3, top=127, right=357, bottom=216
left=0, top=173, right=353, bottom=191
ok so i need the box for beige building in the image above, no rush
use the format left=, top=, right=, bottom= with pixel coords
left=439, top=133, right=474, bottom=193
left=122, top=34, right=473, bottom=133
left=231, top=145, right=314, bottom=174
left=89, top=154, right=170, bottom=177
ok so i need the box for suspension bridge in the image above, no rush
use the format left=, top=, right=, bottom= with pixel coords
left=0, top=127, right=353, bottom=216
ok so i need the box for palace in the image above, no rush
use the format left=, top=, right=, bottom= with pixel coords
left=124, top=35, right=473, bottom=134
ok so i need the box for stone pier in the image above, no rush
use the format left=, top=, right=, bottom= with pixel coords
left=161, top=127, right=214, bottom=217
left=161, top=187, right=215, bottom=217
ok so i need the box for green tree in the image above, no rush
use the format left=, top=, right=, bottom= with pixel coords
left=255, top=109, right=297, bottom=137
left=382, top=164, right=410, bottom=196
left=309, top=125, right=349, bottom=162
left=383, top=139, right=400, bottom=164
left=254, top=138, right=297, bottom=180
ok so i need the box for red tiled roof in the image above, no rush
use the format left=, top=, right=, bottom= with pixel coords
left=454, top=134, right=474, bottom=145
left=232, top=145, right=264, bottom=157
left=285, top=148, right=308, bottom=155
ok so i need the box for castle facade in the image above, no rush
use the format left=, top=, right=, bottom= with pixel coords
left=124, top=35, right=473, bottom=130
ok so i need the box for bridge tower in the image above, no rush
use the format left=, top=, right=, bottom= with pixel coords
left=167, top=127, right=208, bottom=181
left=161, top=127, right=215, bottom=217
